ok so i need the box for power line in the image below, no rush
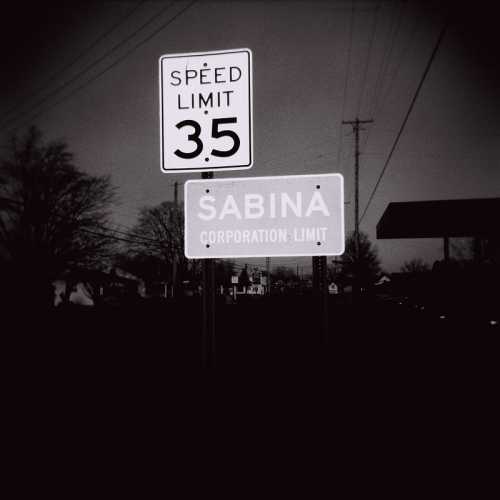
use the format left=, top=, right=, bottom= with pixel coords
left=370, top=0, right=406, bottom=117
left=108, top=226, right=165, bottom=247
left=261, top=137, right=337, bottom=168
left=2, top=1, right=176, bottom=132
left=1, top=196, right=170, bottom=250
left=0, top=0, right=147, bottom=126
left=112, top=221, right=139, bottom=232
left=356, top=9, right=422, bottom=168
left=340, top=2, right=380, bottom=217
left=370, top=1, right=399, bottom=116
left=357, top=1, right=381, bottom=116
left=108, top=222, right=183, bottom=252
left=80, top=227, right=161, bottom=248
left=111, top=197, right=184, bottom=222
left=360, top=21, right=449, bottom=224
left=343, top=2, right=409, bottom=171
left=111, top=208, right=142, bottom=220
left=336, top=0, right=355, bottom=172
left=85, top=226, right=181, bottom=253
left=375, top=5, right=421, bottom=117
left=4, top=0, right=197, bottom=134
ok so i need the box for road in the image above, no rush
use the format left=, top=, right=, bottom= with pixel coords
left=4, top=293, right=497, bottom=375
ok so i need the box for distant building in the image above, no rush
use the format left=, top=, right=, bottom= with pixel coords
left=375, top=274, right=391, bottom=286
left=53, top=267, right=145, bottom=307
left=247, top=284, right=265, bottom=295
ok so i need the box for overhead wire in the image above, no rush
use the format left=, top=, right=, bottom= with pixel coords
left=356, top=1, right=381, bottom=116
left=3, top=0, right=197, bottom=134
left=347, top=4, right=421, bottom=199
left=108, top=226, right=165, bottom=247
left=81, top=227, right=162, bottom=249
left=335, top=1, right=356, bottom=213
left=359, top=20, right=449, bottom=224
left=370, top=0, right=406, bottom=117
left=336, top=0, right=355, bottom=174
left=341, top=1, right=384, bottom=213
left=370, top=1, right=399, bottom=117
left=0, top=0, right=147, bottom=126
left=260, top=137, right=338, bottom=168
left=347, top=4, right=421, bottom=211
left=355, top=8, right=422, bottom=177
left=374, top=5, right=422, bottom=117
left=2, top=1, right=176, bottom=132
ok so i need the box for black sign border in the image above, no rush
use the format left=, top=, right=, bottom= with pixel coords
left=160, top=49, right=252, bottom=173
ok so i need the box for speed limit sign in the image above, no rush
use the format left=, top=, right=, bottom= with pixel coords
left=159, top=48, right=253, bottom=173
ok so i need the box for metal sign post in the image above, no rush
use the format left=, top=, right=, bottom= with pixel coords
left=313, top=255, right=329, bottom=345
left=201, top=172, right=216, bottom=368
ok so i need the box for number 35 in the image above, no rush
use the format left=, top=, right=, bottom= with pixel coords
left=174, top=118, right=240, bottom=159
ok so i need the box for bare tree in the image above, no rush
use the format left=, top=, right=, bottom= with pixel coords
left=339, top=231, right=381, bottom=289
left=125, top=201, right=200, bottom=289
left=273, top=266, right=298, bottom=284
left=238, top=264, right=251, bottom=293
left=401, top=258, right=429, bottom=274
left=214, top=260, right=236, bottom=288
left=0, top=127, right=117, bottom=308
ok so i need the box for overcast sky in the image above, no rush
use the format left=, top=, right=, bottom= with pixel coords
left=1, top=0, right=499, bottom=273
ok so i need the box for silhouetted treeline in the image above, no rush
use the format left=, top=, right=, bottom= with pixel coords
left=0, top=127, right=117, bottom=311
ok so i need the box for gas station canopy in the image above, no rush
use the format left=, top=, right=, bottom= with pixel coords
left=377, top=198, right=500, bottom=239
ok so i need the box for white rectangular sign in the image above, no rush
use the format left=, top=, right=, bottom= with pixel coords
left=159, top=48, right=253, bottom=173
left=184, top=174, right=344, bottom=259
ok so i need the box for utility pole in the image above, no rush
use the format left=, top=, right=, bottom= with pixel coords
left=342, top=118, right=373, bottom=299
